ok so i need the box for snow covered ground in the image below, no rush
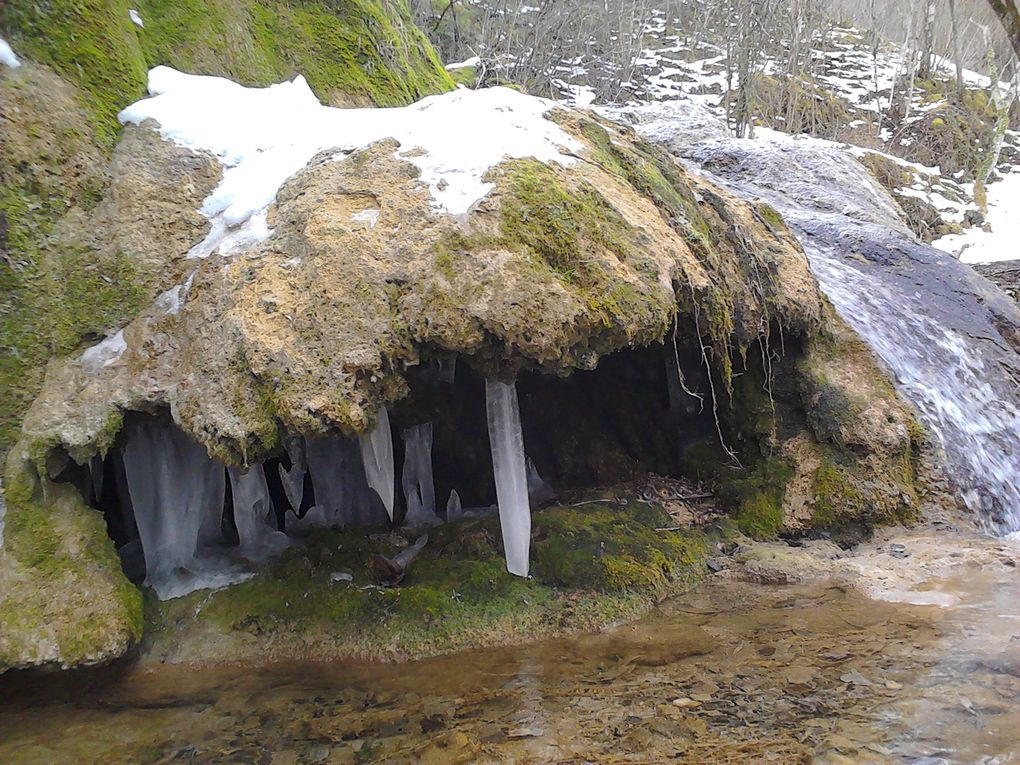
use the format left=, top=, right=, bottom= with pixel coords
left=935, top=170, right=1020, bottom=263
left=0, top=37, right=21, bottom=69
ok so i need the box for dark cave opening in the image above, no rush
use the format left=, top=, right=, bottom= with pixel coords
left=50, top=332, right=778, bottom=591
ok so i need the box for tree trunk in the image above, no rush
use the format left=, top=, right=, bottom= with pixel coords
left=986, top=0, right=1020, bottom=59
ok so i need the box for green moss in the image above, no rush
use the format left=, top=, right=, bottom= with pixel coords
left=447, top=64, right=476, bottom=88
left=1, top=458, right=143, bottom=669
left=576, top=117, right=714, bottom=248
left=497, top=159, right=671, bottom=334
left=1, top=0, right=453, bottom=146
left=148, top=500, right=711, bottom=660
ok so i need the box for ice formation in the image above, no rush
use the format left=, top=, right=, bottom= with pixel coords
left=0, top=38, right=20, bottom=69
left=305, top=436, right=388, bottom=528
left=118, top=67, right=581, bottom=257
left=401, top=424, right=440, bottom=527
left=80, top=330, right=127, bottom=375
left=526, top=457, right=555, bottom=506
left=485, top=379, right=532, bottom=577
left=122, top=421, right=243, bottom=599
left=89, top=454, right=105, bottom=504
left=359, top=407, right=395, bottom=520
left=446, top=489, right=463, bottom=522
left=277, top=436, right=306, bottom=512
left=228, top=466, right=290, bottom=562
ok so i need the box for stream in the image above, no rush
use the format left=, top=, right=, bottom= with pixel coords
left=1, top=554, right=1018, bottom=764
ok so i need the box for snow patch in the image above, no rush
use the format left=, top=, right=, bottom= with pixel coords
left=81, top=330, right=127, bottom=374
left=936, top=171, right=1020, bottom=264
left=351, top=208, right=381, bottom=228
left=119, top=67, right=580, bottom=258
left=445, top=56, right=480, bottom=71
left=0, top=37, right=21, bottom=69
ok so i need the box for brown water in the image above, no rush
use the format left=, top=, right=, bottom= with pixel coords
left=1, top=572, right=1018, bottom=765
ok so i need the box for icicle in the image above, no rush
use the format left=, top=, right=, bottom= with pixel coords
left=360, top=407, right=395, bottom=520
left=228, top=465, right=290, bottom=562
left=278, top=435, right=306, bottom=512
left=446, top=489, right=463, bottom=522
left=285, top=505, right=333, bottom=536
left=401, top=423, right=440, bottom=527
left=122, top=421, right=227, bottom=599
left=526, top=457, right=555, bottom=506
left=485, top=379, right=532, bottom=577
left=89, top=453, right=105, bottom=503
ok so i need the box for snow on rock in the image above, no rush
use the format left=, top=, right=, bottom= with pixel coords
left=445, top=56, right=480, bottom=71
left=936, top=171, right=1020, bottom=264
left=81, top=330, right=127, bottom=374
left=0, top=37, right=21, bottom=69
left=119, top=67, right=581, bottom=257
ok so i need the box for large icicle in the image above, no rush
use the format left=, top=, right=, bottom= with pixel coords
left=228, top=466, right=290, bottom=562
left=401, top=423, right=440, bottom=527
left=485, top=379, right=532, bottom=577
left=360, top=407, right=395, bottom=520
left=278, top=435, right=306, bottom=512
left=122, top=421, right=229, bottom=599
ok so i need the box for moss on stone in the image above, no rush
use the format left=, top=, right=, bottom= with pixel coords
left=497, top=159, right=673, bottom=335
left=144, top=499, right=711, bottom=663
left=0, top=456, right=143, bottom=670
left=1, top=0, right=453, bottom=147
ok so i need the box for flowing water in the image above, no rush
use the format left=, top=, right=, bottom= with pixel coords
left=2, top=565, right=1019, bottom=764
left=680, top=135, right=1020, bottom=531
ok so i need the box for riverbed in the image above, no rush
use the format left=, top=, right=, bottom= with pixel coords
left=2, top=533, right=1018, bottom=764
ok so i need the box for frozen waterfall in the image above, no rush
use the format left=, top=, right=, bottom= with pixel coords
left=360, top=407, right=395, bottom=520
left=485, top=379, right=532, bottom=577
left=401, top=424, right=440, bottom=527
left=122, top=421, right=246, bottom=599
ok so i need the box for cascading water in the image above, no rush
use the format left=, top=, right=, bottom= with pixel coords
left=677, top=133, right=1020, bottom=530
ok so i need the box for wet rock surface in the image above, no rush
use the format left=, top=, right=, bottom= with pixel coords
left=974, top=258, right=1020, bottom=304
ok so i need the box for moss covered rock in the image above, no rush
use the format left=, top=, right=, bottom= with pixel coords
left=142, top=500, right=709, bottom=665
left=0, top=87, right=920, bottom=672
left=1, top=0, right=454, bottom=146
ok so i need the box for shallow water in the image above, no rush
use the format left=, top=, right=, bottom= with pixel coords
left=2, top=569, right=1019, bottom=764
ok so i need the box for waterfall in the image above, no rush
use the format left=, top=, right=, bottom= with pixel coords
left=485, top=379, right=532, bottom=577
left=401, top=423, right=440, bottom=527
left=360, top=407, right=395, bottom=520
left=681, top=136, right=1020, bottom=530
